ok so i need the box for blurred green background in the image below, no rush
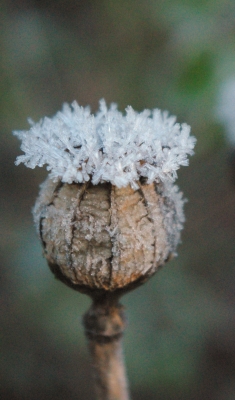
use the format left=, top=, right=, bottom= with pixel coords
left=1, top=1, right=235, bottom=399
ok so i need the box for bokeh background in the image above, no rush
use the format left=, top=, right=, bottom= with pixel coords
left=1, top=1, right=235, bottom=399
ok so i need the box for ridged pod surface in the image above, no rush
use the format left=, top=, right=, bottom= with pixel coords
left=34, top=178, right=179, bottom=292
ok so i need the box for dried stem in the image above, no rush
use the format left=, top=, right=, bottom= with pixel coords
left=83, top=293, right=130, bottom=400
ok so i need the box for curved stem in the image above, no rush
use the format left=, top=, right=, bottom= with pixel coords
left=83, top=294, right=130, bottom=400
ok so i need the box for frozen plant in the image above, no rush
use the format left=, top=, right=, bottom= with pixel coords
left=14, top=100, right=196, bottom=400
left=15, top=99, right=195, bottom=188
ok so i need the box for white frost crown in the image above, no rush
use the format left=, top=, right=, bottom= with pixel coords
left=14, top=99, right=196, bottom=189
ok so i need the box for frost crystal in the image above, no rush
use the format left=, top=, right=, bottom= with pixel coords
left=14, top=99, right=196, bottom=188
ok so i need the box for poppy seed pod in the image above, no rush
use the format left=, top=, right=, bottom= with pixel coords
left=33, top=178, right=183, bottom=292
left=14, top=100, right=196, bottom=400
left=14, top=99, right=196, bottom=294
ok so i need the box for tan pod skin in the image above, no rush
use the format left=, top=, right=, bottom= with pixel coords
left=33, top=178, right=177, bottom=294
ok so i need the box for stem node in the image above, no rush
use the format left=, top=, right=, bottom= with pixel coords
left=83, top=294, right=130, bottom=400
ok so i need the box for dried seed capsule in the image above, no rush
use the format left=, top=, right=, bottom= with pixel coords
left=33, top=178, right=183, bottom=293
left=15, top=100, right=195, bottom=294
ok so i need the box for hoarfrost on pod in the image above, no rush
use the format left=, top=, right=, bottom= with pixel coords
left=14, top=99, right=196, bottom=188
left=14, top=99, right=196, bottom=290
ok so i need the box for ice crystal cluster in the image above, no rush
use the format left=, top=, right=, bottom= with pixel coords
left=15, top=100, right=196, bottom=292
left=14, top=100, right=195, bottom=189
left=217, top=78, right=235, bottom=146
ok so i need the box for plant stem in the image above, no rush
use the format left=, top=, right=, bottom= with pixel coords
left=83, top=293, right=130, bottom=400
